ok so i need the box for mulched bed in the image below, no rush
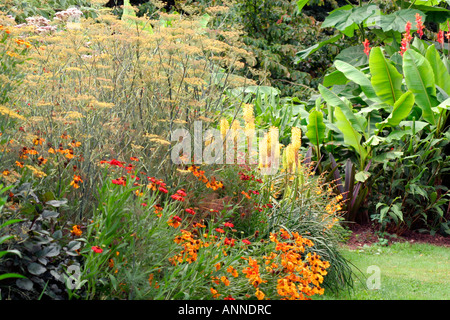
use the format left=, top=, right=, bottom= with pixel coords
left=345, top=223, right=450, bottom=249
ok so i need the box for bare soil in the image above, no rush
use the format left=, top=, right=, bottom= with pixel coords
left=345, top=223, right=450, bottom=249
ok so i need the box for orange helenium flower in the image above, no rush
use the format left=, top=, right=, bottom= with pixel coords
left=70, top=225, right=82, bottom=237
left=70, top=175, right=83, bottom=189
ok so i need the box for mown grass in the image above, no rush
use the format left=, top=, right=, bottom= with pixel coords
left=316, top=242, right=450, bottom=300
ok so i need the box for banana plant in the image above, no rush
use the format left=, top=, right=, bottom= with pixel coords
left=315, top=36, right=450, bottom=223
left=317, top=41, right=450, bottom=170
left=305, top=106, right=326, bottom=164
left=295, top=0, right=450, bottom=63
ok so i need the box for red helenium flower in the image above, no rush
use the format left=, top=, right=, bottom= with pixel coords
left=224, top=237, right=235, bottom=247
left=171, top=194, right=184, bottom=201
left=112, top=177, right=126, bottom=186
left=176, top=189, right=187, bottom=197
left=159, top=186, right=168, bottom=193
left=92, top=246, right=103, bottom=253
left=103, top=159, right=124, bottom=167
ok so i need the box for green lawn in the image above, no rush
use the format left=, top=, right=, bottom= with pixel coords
left=319, top=242, right=450, bottom=300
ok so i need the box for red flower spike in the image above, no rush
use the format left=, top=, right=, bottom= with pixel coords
left=415, top=13, right=424, bottom=39
left=400, top=21, right=413, bottom=56
left=363, top=38, right=370, bottom=56
left=438, top=30, right=444, bottom=47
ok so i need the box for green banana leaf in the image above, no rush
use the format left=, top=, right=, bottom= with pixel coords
left=369, top=47, right=404, bottom=106
left=376, top=90, right=415, bottom=131
left=334, top=60, right=379, bottom=101
left=334, top=106, right=367, bottom=165
left=319, top=84, right=365, bottom=133
left=323, top=70, right=348, bottom=87
left=306, top=110, right=326, bottom=147
left=403, top=49, right=438, bottom=125
left=425, top=44, right=450, bottom=95
left=296, top=0, right=310, bottom=12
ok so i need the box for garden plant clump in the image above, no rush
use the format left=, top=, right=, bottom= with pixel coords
left=0, top=0, right=449, bottom=301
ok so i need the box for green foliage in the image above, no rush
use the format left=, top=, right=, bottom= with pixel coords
left=0, top=184, right=25, bottom=283
left=316, top=22, right=450, bottom=232
left=196, top=0, right=337, bottom=98
left=403, top=49, right=438, bottom=125
left=226, top=85, right=303, bottom=143
left=306, top=109, right=326, bottom=160
left=295, top=0, right=450, bottom=67
left=0, top=182, right=84, bottom=300
left=371, top=125, right=450, bottom=235
left=368, top=47, right=403, bottom=106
